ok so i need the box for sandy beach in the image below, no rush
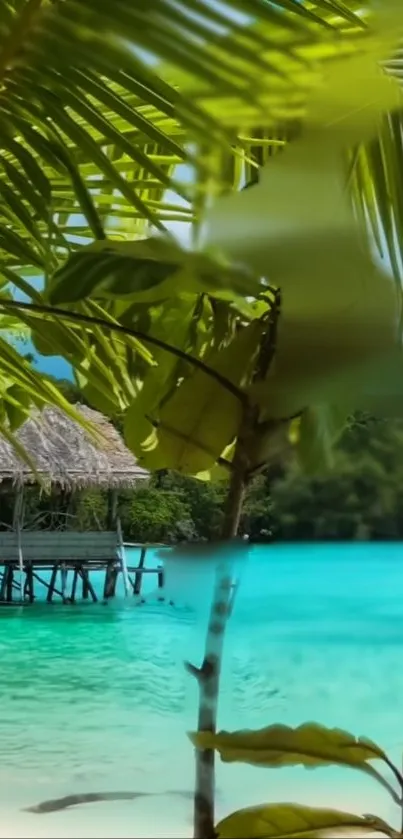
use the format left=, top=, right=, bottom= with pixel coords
left=1, top=769, right=398, bottom=839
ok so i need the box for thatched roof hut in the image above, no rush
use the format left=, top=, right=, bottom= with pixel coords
left=0, top=404, right=148, bottom=490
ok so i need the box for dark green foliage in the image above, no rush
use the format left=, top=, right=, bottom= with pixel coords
left=73, top=490, right=108, bottom=531
left=241, top=474, right=275, bottom=540
left=268, top=415, right=403, bottom=541
left=152, top=471, right=227, bottom=540
left=119, top=487, right=195, bottom=543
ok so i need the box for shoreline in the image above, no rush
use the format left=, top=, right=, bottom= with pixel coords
left=1, top=776, right=399, bottom=839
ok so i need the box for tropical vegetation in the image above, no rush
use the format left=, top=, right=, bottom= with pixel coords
left=0, top=2, right=402, bottom=838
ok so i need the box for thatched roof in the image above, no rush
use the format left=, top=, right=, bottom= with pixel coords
left=0, top=404, right=148, bottom=490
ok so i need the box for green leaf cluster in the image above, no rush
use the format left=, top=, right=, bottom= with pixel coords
left=189, top=722, right=401, bottom=838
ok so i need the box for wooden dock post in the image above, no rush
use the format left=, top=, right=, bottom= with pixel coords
left=13, top=486, right=25, bottom=602
left=117, top=517, right=130, bottom=597
left=81, top=564, right=89, bottom=600
left=103, top=562, right=118, bottom=599
left=71, top=568, right=79, bottom=603
left=61, top=565, right=68, bottom=604
left=0, top=568, right=7, bottom=601
left=80, top=567, right=98, bottom=602
left=47, top=563, right=59, bottom=603
left=24, top=563, right=34, bottom=603
left=157, top=565, right=164, bottom=600
left=6, top=565, right=14, bottom=602
left=133, top=547, right=146, bottom=595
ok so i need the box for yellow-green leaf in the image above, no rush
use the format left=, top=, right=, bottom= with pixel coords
left=215, top=804, right=391, bottom=839
left=188, top=722, right=385, bottom=769
left=124, top=298, right=198, bottom=454
left=141, top=320, right=264, bottom=474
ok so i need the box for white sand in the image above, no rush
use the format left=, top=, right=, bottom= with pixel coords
left=1, top=762, right=399, bottom=838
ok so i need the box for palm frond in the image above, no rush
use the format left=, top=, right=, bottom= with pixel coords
left=0, top=0, right=384, bottom=282
left=0, top=0, right=402, bottom=463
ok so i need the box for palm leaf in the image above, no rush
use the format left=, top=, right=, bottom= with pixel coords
left=0, top=0, right=385, bottom=283
left=0, top=0, right=402, bottom=465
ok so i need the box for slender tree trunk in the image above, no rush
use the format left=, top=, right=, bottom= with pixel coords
left=190, top=427, right=250, bottom=839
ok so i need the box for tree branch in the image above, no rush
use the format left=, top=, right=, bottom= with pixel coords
left=185, top=661, right=203, bottom=681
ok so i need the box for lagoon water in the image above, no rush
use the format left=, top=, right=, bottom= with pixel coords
left=1, top=542, right=403, bottom=837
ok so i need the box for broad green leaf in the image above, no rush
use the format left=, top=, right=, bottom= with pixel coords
left=124, top=297, right=201, bottom=454
left=138, top=320, right=265, bottom=474
left=4, top=384, right=32, bottom=431
left=31, top=320, right=87, bottom=361
left=78, top=381, right=124, bottom=417
left=196, top=440, right=236, bottom=482
left=48, top=238, right=261, bottom=305
left=215, top=804, right=391, bottom=839
left=49, top=238, right=182, bottom=304
left=195, top=463, right=229, bottom=483
left=188, top=722, right=386, bottom=769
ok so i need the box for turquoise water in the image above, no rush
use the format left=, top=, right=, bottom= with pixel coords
left=1, top=542, right=403, bottom=838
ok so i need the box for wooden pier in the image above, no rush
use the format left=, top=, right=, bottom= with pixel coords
left=0, top=532, right=166, bottom=604
left=0, top=403, right=159, bottom=606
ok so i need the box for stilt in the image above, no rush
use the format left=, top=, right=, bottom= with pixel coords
left=24, top=563, right=34, bottom=603
left=157, top=566, right=164, bottom=601
left=61, top=565, right=68, bottom=604
left=103, top=562, right=118, bottom=599
left=117, top=517, right=130, bottom=597
left=133, top=547, right=146, bottom=595
left=81, top=564, right=89, bottom=600
left=0, top=567, right=7, bottom=601
left=71, top=568, right=79, bottom=603
left=23, top=571, right=28, bottom=600
left=80, top=568, right=98, bottom=602
left=6, top=565, right=14, bottom=602
left=13, top=486, right=25, bottom=602
left=47, top=563, right=59, bottom=603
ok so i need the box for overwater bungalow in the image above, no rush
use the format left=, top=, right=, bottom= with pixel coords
left=0, top=404, right=151, bottom=604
